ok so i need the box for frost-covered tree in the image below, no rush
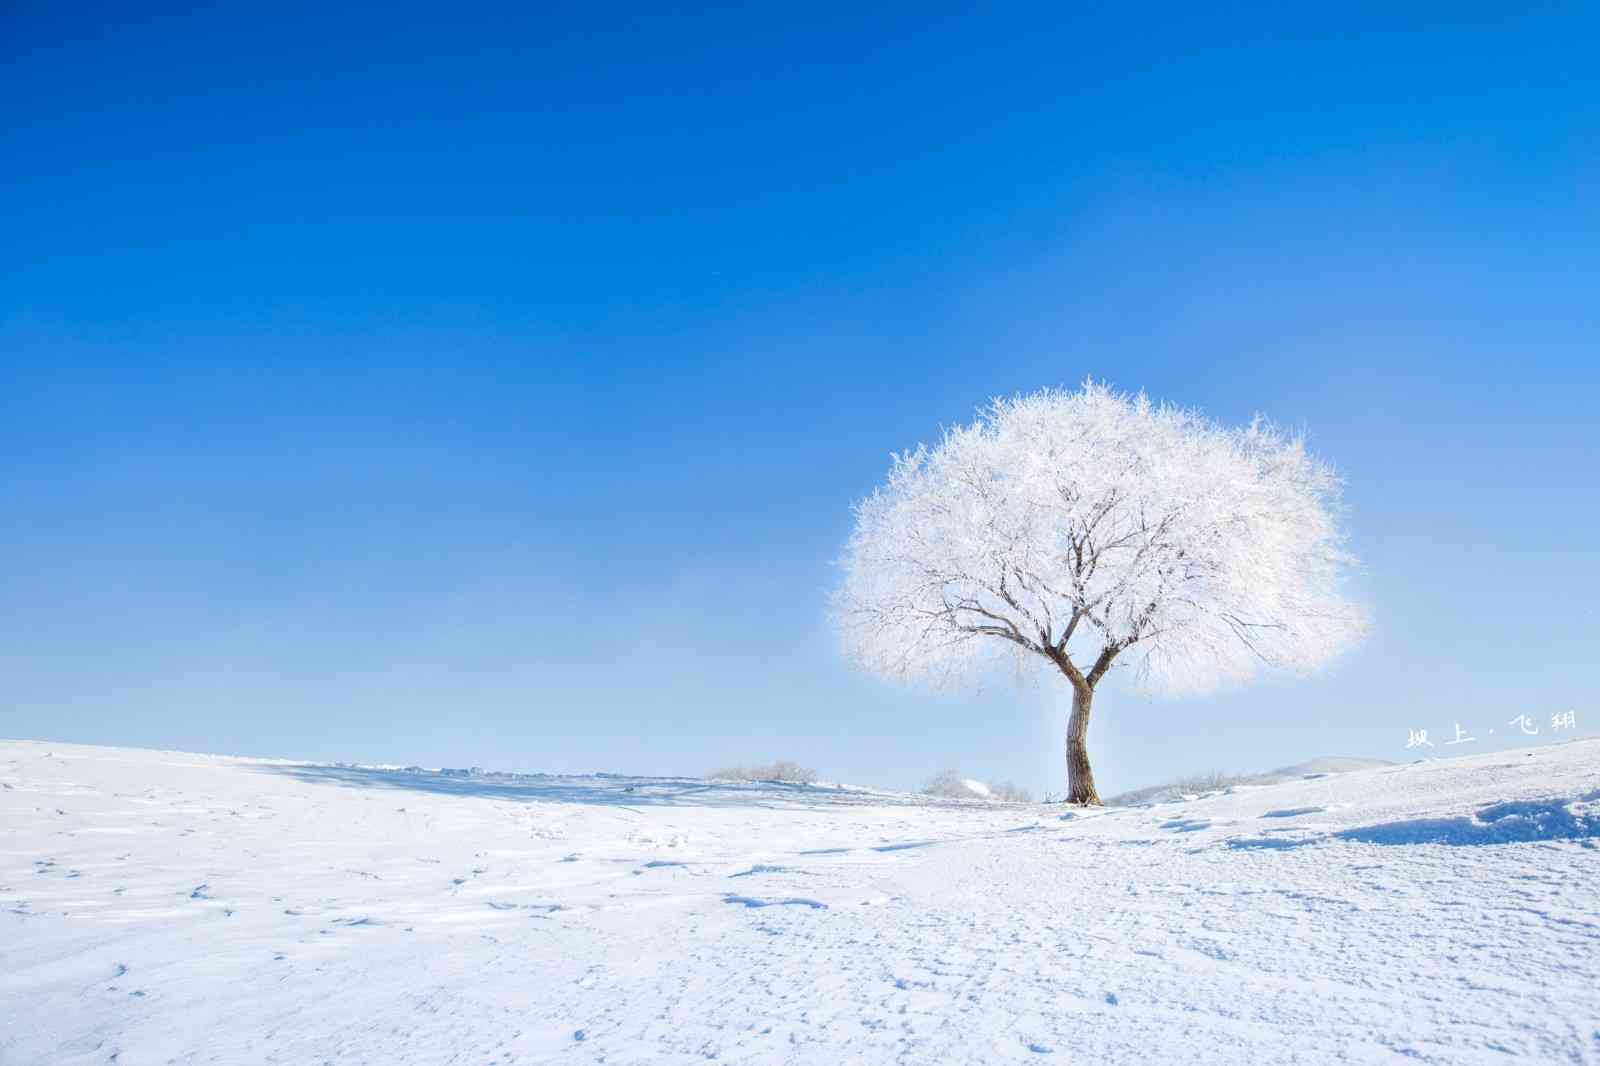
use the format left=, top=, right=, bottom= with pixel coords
left=833, top=383, right=1366, bottom=805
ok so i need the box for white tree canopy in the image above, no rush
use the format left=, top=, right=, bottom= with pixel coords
left=834, top=383, right=1366, bottom=696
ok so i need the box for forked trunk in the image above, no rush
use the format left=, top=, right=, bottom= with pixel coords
left=1066, top=682, right=1101, bottom=806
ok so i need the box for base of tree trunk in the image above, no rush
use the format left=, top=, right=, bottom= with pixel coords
left=1066, top=684, right=1102, bottom=805
left=1066, top=754, right=1101, bottom=805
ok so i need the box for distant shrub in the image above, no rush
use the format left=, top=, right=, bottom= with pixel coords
left=1104, top=768, right=1249, bottom=806
left=988, top=780, right=1034, bottom=803
left=922, top=768, right=972, bottom=798
left=1169, top=769, right=1239, bottom=795
left=706, top=759, right=819, bottom=785
left=923, top=768, right=1032, bottom=803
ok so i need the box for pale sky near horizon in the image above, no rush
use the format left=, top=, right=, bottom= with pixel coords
left=3, top=3, right=1597, bottom=794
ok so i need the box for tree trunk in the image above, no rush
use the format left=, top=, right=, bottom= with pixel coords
left=1066, top=682, right=1101, bottom=805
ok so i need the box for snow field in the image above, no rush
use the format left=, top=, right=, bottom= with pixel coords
left=3, top=739, right=1598, bottom=1064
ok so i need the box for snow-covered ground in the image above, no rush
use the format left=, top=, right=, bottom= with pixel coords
left=4, top=739, right=1598, bottom=1065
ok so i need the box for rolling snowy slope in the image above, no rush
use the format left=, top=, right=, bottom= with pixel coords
left=3, top=739, right=1598, bottom=1065
left=1105, top=755, right=1397, bottom=806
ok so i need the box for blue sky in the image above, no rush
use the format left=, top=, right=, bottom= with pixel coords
left=3, top=3, right=1597, bottom=794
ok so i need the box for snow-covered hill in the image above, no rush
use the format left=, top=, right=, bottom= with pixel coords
left=1106, top=755, right=1397, bottom=806
left=3, top=738, right=1598, bottom=1064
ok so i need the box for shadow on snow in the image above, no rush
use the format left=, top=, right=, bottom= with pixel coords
left=249, top=762, right=939, bottom=810
left=1226, top=790, right=1600, bottom=849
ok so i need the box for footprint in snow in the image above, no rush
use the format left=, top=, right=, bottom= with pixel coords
left=724, top=894, right=827, bottom=910
left=1161, top=819, right=1211, bottom=833
left=729, top=865, right=791, bottom=878
left=1225, top=837, right=1311, bottom=850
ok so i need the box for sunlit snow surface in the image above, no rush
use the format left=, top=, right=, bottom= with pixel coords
left=4, top=739, right=1599, bottom=1064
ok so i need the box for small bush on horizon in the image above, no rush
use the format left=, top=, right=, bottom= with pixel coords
left=923, top=768, right=971, bottom=798
left=1169, top=769, right=1241, bottom=795
left=1104, top=768, right=1251, bottom=806
left=988, top=780, right=1034, bottom=803
left=923, top=768, right=1033, bottom=803
left=705, top=759, right=819, bottom=785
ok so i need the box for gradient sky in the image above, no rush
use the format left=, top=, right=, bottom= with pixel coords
left=3, top=3, right=1597, bottom=795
